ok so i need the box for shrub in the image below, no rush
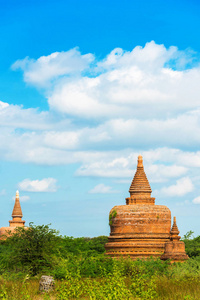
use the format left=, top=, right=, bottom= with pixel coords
left=0, top=223, right=60, bottom=275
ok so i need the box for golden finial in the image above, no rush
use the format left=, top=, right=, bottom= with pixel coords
left=137, top=155, right=143, bottom=168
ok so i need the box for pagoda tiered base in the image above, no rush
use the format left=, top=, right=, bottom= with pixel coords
left=105, top=234, right=171, bottom=259
left=160, top=241, right=189, bottom=262
left=105, top=204, right=171, bottom=259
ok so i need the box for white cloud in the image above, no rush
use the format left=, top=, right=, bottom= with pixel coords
left=76, top=151, right=188, bottom=181
left=97, top=111, right=200, bottom=148
left=97, top=43, right=194, bottom=71
left=143, top=148, right=200, bottom=168
left=0, top=100, right=71, bottom=131
left=193, top=196, right=200, bottom=204
left=146, top=164, right=187, bottom=183
left=6, top=43, right=200, bottom=165
left=11, top=48, right=94, bottom=87
left=12, top=41, right=200, bottom=121
left=1, top=108, right=200, bottom=166
left=89, top=184, right=119, bottom=194
left=44, top=41, right=200, bottom=119
left=0, top=41, right=199, bottom=206
left=0, top=116, right=197, bottom=182
left=76, top=154, right=134, bottom=178
left=18, top=178, right=57, bottom=192
left=0, top=101, right=9, bottom=109
left=160, top=177, right=194, bottom=197
left=4, top=41, right=200, bottom=236
left=43, top=131, right=80, bottom=150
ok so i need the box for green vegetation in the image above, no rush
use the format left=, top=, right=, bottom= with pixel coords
left=0, top=223, right=60, bottom=276
left=109, top=209, right=117, bottom=226
left=0, top=227, right=200, bottom=299
left=182, top=230, right=200, bottom=258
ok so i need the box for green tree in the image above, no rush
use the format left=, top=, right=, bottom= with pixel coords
left=183, top=230, right=194, bottom=240
left=0, top=223, right=60, bottom=275
left=59, top=235, right=108, bottom=257
left=88, top=236, right=108, bottom=253
left=182, top=231, right=200, bottom=258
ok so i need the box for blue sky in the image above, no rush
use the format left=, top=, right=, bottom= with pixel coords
left=0, top=0, right=200, bottom=237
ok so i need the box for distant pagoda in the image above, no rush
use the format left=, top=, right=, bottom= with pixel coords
left=161, top=216, right=189, bottom=262
left=105, top=155, right=188, bottom=261
left=0, top=191, right=25, bottom=238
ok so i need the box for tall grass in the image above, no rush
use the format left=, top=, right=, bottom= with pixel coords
left=0, top=277, right=40, bottom=300
left=0, top=228, right=200, bottom=299
left=0, top=264, right=200, bottom=300
left=156, top=276, right=200, bottom=300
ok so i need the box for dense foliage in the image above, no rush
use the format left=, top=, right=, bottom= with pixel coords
left=0, top=224, right=60, bottom=275
left=182, top=230, right=200, bottom=258
left=0, top=226, right=200, bottom=299
left=0, top=224, right=109, bottom=277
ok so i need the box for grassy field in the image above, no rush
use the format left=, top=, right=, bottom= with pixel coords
left=0, top=225, right=199, bottom=300
left=1, top=259, right=200, bottom=300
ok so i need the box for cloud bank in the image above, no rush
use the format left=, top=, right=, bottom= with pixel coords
left=12, top=41, right=200, bottom=120
left=1, top=41, right=200, bottom=202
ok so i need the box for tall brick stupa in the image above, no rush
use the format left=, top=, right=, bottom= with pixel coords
left=0, top=191, right=25, bottom=238
left=105, top=155, right=188, bottom=261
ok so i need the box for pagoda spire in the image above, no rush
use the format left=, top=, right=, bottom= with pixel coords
left=129, top=155, right=152, bottom=196
left=9, top=191, right=25, bottom=227
left=12, top=190, right=23, bottom=218
left=126, top=155, right=155, bottom=205
left=170, top=216, right=180, bottom=241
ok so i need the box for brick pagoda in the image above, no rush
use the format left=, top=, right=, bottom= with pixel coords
left=161, top=216, right=188, bottom=262
left=105, top=155, right=188, bottom=261
left=0, top=190, right=25, bottom=238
